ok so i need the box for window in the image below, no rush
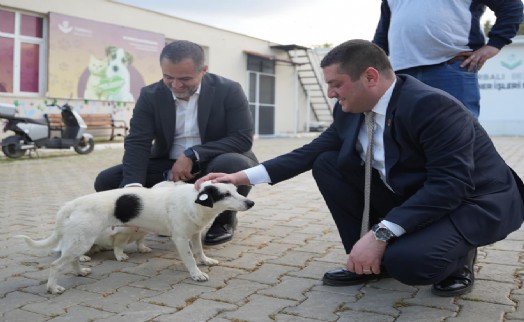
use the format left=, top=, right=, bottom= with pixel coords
left=247, top=54, right=276, bottom=135
left=0, top=9, right=46, bottom=95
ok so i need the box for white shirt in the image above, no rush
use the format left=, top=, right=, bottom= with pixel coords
left=125, top=85, right=202, bottom=188
left=357, top=81, right=395, bottom=180
left=385, top=0, right=471, bottom=70
left=244, top=80, right=405, bottom=236
left=169, top=85, right=202, bottom=160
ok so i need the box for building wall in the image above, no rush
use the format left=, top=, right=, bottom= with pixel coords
left=0, top=0, right=306, bottom=140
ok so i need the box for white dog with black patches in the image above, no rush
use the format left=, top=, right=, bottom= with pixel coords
left=16, top=182, right=254, bottom=294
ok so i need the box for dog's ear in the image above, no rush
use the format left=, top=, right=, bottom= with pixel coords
left=125, top=52, right=133, bottom=65
left=106, top=46, right=117, bottom=56
left=195, top=185, right=219, bottom=208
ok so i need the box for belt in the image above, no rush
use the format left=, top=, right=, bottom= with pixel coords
left=447, top=55, right=468, bottom=64
left=396, top=55, right=469, bottom=73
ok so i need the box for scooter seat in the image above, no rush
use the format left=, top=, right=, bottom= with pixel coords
left=16, top=117, right=48, bottom=125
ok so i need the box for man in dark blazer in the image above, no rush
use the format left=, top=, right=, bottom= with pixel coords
left=95, top=40, right=258, bottom=245
left=196, top=39, right=524, bottom=296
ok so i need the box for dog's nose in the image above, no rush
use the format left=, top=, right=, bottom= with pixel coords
left=245, top=200, right=255, bottom=209
left=112, top=65, right=119, bottom=72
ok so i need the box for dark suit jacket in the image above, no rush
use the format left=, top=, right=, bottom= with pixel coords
left=263, top=75, right=524, bottom=246
left=121, top=73, right=257, bottom=186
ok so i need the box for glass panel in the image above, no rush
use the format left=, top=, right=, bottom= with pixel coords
left=0, top=9, right=15, bottom=34
left=20, top=42, right=39, bottom=92
left=259, top=105, right=275, bottom=135
left=247, top=55, right=259, bottom=72
left=247, top=55, right=275, bottom=74
left=21, top=14, right=43, bottom=38
left=249, top=72, right=257, bottom=102
left=261, top=59, right=275, bottom=74
left=0, top=37, right=14, bottom=92
left=249, top=104, right=256, bottom=125
left=259, top=75, right=275, bottom=104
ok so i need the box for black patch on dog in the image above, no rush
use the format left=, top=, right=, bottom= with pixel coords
left=195, top=185, right=228, bottom=208
left=114, top=194, right=143, bottom=223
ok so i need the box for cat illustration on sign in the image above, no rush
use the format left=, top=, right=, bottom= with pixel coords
left=83, top=55, right=108, bottom=100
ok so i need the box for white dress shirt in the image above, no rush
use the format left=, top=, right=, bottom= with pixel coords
left=125, top=85, right=202, bottom=188
left=169, top=84, right=202, bottom=160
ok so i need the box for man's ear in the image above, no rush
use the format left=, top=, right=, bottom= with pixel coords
left=195, top=185, right=217, bottom=208
left=363, top=67, right=379, bottom=87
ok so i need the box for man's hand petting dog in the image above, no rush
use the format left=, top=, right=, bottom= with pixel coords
left=195, top=172, right=250, bottom=190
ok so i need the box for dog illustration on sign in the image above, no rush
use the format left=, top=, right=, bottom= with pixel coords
left=82, top=46, right=134, bottom=101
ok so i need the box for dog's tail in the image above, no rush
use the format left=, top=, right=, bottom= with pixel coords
left=12, top=195, right=87, bottom=252
left=14, top=233, right=60, bottom=250
left=14, top=198, right=77, bottom=250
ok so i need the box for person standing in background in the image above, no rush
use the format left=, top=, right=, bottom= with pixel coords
left=373, top=0, right=523, bottom=118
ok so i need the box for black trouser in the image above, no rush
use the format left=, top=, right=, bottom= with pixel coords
left=94, top=152, right=258, bottom=224
left=312, top=151, right=473, bottom=285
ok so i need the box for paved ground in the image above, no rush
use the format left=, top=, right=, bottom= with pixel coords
left=1, top=136, right=524, bottom=322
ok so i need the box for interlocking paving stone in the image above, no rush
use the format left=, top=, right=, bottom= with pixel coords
left=199, top=278, right=269, bottom=303
left=219, top=294, right=296, bottom=322
left=258, top=276, right=319, bottom=301
left=156, top=298, right=237, bottom=322
left=447, top=299, right=515, bottom=322
left=284, top=289, right=356, bottom=320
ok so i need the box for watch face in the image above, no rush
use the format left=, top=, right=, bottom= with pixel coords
left=376, top=228, right=390, bottom=240
left=373, top=225, right=393, bottom=241
left=184, top=149, right=196, bottom=162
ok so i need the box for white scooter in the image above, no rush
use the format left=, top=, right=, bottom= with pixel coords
left=0, top=102, right=95, bottom=158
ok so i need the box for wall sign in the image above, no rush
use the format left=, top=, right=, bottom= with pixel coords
left=48, top=12, right=165, bottom=102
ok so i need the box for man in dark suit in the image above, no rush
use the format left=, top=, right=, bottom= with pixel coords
left=196, top=39, right=524, bottom=296
left=94, top=40, right=258, bottom=245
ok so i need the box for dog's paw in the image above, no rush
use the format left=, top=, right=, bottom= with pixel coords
left=138, top=245, right=152, bottom=253
left=115, top=253, right=129, bottom=261
left=201, top=257, right=219, bottom=266
left=48, top=284, right=66, bottom=294
left=78, top=267, right=91, bottom=276
left=191, top=271, right=209, bottom=282
left=79, top=255, right=91, bottom=262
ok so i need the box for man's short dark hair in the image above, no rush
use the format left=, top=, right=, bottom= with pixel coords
left=321, top=39, right=393, bottom=80
left=160, top=40, right=206, bottom=71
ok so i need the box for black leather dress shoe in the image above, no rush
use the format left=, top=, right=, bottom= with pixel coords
left=432, top=248, right=477, bottom=297
left=322, top=268, right=389, bottom=286
left=204, top=217, right=238, bottom=245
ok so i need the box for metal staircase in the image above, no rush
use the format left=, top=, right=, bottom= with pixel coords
left=271, top=44, right=334, bottom=127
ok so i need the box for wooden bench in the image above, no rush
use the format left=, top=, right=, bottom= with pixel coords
left=46, top=113, right=128, bottom=140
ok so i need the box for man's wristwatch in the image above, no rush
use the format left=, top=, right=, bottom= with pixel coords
left=372, top=224, right=396, bottom=242
left=183, top=148, right=198, bottom=163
